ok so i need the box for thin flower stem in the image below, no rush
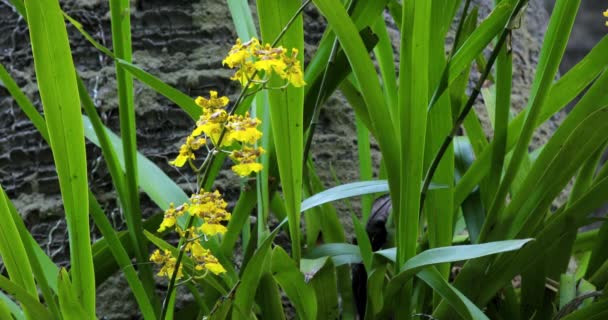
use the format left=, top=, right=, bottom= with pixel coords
left=269, top=0, right=311, bottom=48
left=159, top=2, right=310, bottom=317
left=419, top=2, right=524, bottom=213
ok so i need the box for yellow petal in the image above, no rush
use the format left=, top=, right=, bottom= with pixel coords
left=200, top=223, right=227, bottom=236
left=169, top=154, right=189, bottom=167
left=157, top=216, right=176, bottom=232
left=230, top=128, right=262, bottom=145
left=231, top=162, right=263, bottom=177
left=205, top=262, right=227, bottom=275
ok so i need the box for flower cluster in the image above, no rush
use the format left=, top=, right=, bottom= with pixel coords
left=152, top=38, right=306, bottom=284
left=150, top=242, right=226, bottom=280
left=604, top=9, right=608, bottom=26
left=223, top=37, right=305, bottom=88
left=159, top=190, right=230, bottom=237
left=170, top=90, right=265, bottom=177
left=152, top=189, right=231, bottom=278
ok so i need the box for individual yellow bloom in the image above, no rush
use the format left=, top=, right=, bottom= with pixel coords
left=191, top=242, right=227, bottom=275
left=193, top=109, right=230, bottom=146
left=604, top=9, right=608, bottom=26
left=149, top=249, right=165, bottom=264
left=282, top=48, right=306, bottom=87
left=230, top=146, right=265, bottom=177
left=168, top=144, right=192, bottom=167
left=158, top=203, right=188, bottom=232
left=230, top=61, right=258, bottom=87
left=223, top=38, right=260, bottom=68
left=253, top=44, right=286, bottom=62
left=230, top=146, right=265, bottom=162
left=187, top=190, right=231, bottom=236
left=252, top=44, right=289, bottom=80
left=225, top=113, right=262, bottom=145
left=253, top=57, right=287, bottom=78
left=195, top=91, right=229, bottom=110
left=223, top=38, right=247, bottom=68
left=150, top=249, right=183, bottom=280
left=199, top=209, right=231, bottom=236
left=169, top=135, right=206, bottom=167
left=232, top=162, right=263, bottom=177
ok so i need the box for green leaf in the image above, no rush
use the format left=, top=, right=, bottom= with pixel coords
left=304, top=162, right=345, bottom=243
left=481, top=0, right=581, bottom=242
left=257, top=0, right=305, bottom=262
left=419, top=268, right=489, bottom=320
left=434, top=0, right=520, bottom=103
left=0, top=297, right=14, bottom=320
left=107, top=1, right=155, bottom=303
left=232, top=226, right=282, bottom=319
left=371, top=16, right=398, bottom=121
left=454, top=37, right=608, bottom=210
left=304, top=258, right=339, bottom=320
left=355, top=114, right=374, bottom=220
left=255, top=273, right=286, bottom=320
left=560, top=299, right=608, bottom=320
left=0, top=187, right=38, bottom=304
left=382, top=239, right=533, bottom=305
left=397, top=0, right=432, bottom=273
left=24, top=0, right=95, bottom=315
left=271, top=247, right=317, bottom=320
left=227, top=0, right=258, bottom=39
left=2, top=186, right=61, bottom=318
left=0, top=291, right=24, bottom=320
left=305, top=244, right=362, bottom=266
left=379, top=239, right=532, bottom=272
left=365, top=265, right=386, bottom=319
left=439, top=171, right=608, bottom=319
left=339, top=79, right=374, bottom=137
left=424, top=1, right=456, bottom=296
left=311, top=0, right=400, bottom=234
left=88, top=197, right=156, bottom=319
left=559, top=273, right=577, bottom=309
left=304, top=28, right=378, bottom=134
left=57, top=269, right=88, bottom=320
left=301, top=180, right=443, bottom=213
left=0, top=275, right=51, bottom=320
left=302, top=181, right=388, bottom=212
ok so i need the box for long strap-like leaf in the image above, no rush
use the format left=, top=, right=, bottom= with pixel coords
left=24, top=0, right=95, bottom=315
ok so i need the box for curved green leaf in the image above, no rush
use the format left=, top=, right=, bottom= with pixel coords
left=57, top=269, right=88, bottom=320
left=232, top=225, right=282, bottom=319
left=383, top=239, right=533, bottom=305
left=0, top=275, right=51, bottom=320
left=419, top=268, right=489, bottom=320
left=305, top=244, right=362, bottom=266
left=0, top=187, right=38, bottom=303
left=24, top=0, right=95, bottom=315
left=301, top=180, right=444, bottom=213
left=271, top=247, right=317, bottom=320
